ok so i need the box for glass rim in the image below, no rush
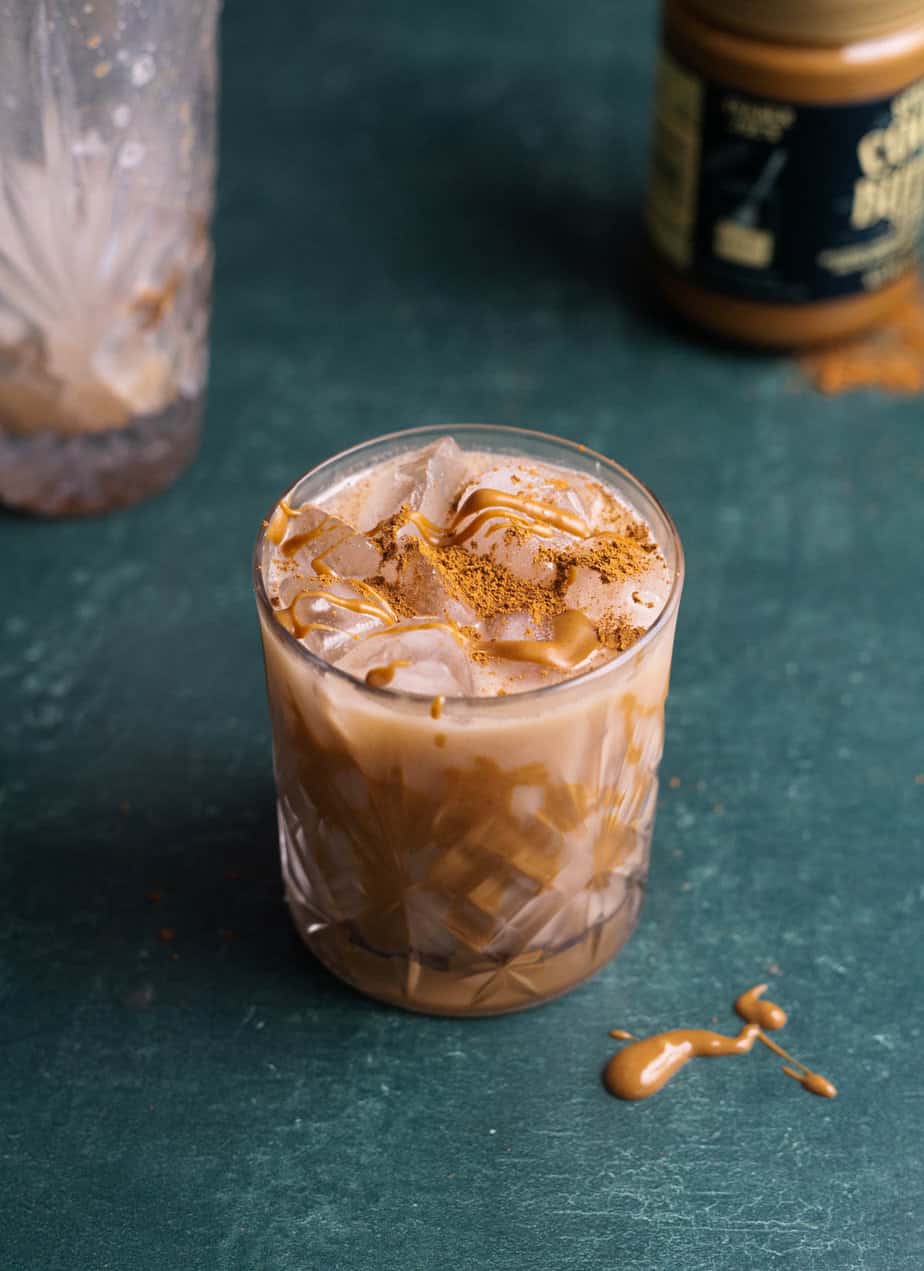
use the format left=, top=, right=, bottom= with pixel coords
left=252, top=423, right=685, bottom=710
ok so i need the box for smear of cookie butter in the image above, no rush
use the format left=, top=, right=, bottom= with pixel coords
left=604, top=984, right=836, bottom=1102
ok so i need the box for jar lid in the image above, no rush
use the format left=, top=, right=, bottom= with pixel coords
left=685, top=0, right=924, bottom=46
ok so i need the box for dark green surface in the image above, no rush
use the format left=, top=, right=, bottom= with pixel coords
left=2, top=3, right=923, bottom=1268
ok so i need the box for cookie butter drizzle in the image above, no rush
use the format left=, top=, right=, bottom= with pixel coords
left=408, top=487, right=591, bottom=546
left=603, top=984, right=836, bottom=1101
left=474, top=610, right=599, bottom=671
left=365, top=660, right=411, bottom=689
left=267, top=478, right=660, bottom=676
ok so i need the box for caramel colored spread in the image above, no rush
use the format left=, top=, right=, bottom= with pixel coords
left=785, top=1069, right=838, bottom=1098
left=734, top=981, right=786, bottom=1030
left=604, top=983, right=836, bottom=1101
left=364, top=660, right=411, bottom=689
left=412, top=486, right=591, bottom=545
left=474, top=610, right=600, bottom=672
left=605, top=1023, right=762, bottom=1099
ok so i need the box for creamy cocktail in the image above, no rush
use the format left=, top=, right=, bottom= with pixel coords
left=254, top=425, right=683, bottom=1014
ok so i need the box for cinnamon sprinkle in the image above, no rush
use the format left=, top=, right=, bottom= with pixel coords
left=365, top=574, right=417, bottom=620
left=415, top=538, right=559, bottom=621
left=367, top=499, right=658, bottom=628
left=273, top=466, right=667, bottom=665
left=802, top=280, right=924, bottom=396
left=597, top=614, right=646, bottom=652
left=541, top=533, right=654, bottom=587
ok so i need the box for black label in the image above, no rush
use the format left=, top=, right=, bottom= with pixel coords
left=648, top=52, right=924, bottom=305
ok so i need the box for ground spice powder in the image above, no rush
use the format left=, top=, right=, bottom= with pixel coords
left=369, top=497, right=659, bottom=645
left=801, top=279, right=924, bottom=395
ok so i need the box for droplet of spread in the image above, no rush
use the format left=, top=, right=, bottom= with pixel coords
left=364, top=660, right=410, bottom=689
left=735, top=983, right=787, bottom=1031
left=783, top=1067, right=837, bottom=1098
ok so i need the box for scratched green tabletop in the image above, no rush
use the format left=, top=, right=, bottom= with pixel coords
left=2, top=3, right=923, bottom=1268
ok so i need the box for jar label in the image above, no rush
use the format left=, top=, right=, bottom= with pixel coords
left=647, top=51, right=924, bottom=304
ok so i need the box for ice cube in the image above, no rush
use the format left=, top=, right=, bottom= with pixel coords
left=444, top=460, right=588, bottom=583
left=381, top=540, right=478, bottom=627
left=410, top=437, right=469, bottom=525
left=274, top=506, right=382, bottom=581
left=470, top=531, right=559, bottom=586
left=336, top=622, right=475, bottom=696
left=564, top=566, right=633, bottom=624
left=568, top=472, right=637, bottom=534
left=353, top=438, right=468, bottom=532
left=276, top=579, right=392, bottom=663
left=479, top=611, right=550, bottom=643
left=564, top=539, right=670, bottom=629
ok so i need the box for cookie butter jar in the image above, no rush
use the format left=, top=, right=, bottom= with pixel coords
left=647, top=0, right=924, bottom=346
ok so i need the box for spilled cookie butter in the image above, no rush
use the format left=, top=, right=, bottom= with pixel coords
left=255, top=433, right=683, bottom=1016
left=604, top=983, right=836, bottom=1101
left=605, top=1023, right=763, bottom=1100
left=735, top=982, right=786, bottom=1030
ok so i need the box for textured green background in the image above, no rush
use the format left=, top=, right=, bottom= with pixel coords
left=2, top=2, right=923, bottom=1268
